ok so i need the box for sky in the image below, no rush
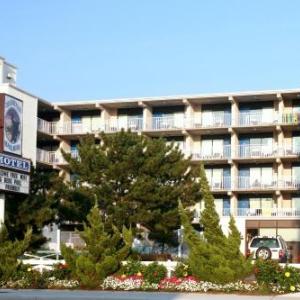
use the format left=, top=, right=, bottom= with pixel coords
left=1, top=0, right=300, bottom=102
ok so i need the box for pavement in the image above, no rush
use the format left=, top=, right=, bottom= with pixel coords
left=0, top=290, right=300, bottom=300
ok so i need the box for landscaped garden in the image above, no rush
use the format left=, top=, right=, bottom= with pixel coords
left=0, top=131, right=299, bottom=295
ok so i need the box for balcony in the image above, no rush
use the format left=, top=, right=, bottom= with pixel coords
left=236, top=208, right=300, bottom=218
left=149, top=116, right=185, bottom=131
left=238, top=112, right=277, bottom=129
left=279, top=178, right=300, bottom=191
left=37, top=149, right=79, bottom=165
left=280, top=112, right=300, bottom=125
left=235, top=144, right=277, bottom=160
left=105, top=117, right=143, bottom=133
left=207, top=176, right=231, bottom=192
left=188, top=113, right=231, bottom=129
left=236, top=176, right=277, bottom=191
left=192, top=145, right=231, bottom=161
left=37, top=118, right=57, bottom=135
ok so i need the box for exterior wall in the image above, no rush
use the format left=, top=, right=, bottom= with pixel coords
left=0, top=85, right=38, bottom=165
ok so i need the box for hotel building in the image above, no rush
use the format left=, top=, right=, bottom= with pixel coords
left=1, top=57, right=300, bottom=261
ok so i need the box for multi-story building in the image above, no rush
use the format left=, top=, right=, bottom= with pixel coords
left=1, top=57, right=300, bottom=261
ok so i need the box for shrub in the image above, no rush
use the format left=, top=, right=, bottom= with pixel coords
left=119, top=260, right=144, bottom=276
left=254, top=259, right=281, bottom=286
left=143, top=262, right=167, bottom=284
left=275, top=265, right=300, bottom=293
left=173, top=262, right=192, bottom=278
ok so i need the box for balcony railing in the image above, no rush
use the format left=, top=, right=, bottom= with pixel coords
left=193, top=145, right=231, bottom=160
left=237, top=176, right=277, bottom=190
left=189, top=113, right=231, bottom=129
left=37, top=149, right=79, bottom=165
left=236, top=144, right=277, bottom=158
left=278, top=146, right=300, bottom=157
left=279, top=178, right=300, bottom=190
left=236, top=208, right=300, bottom=217
left=239, top=112, right=277, bottom=126
left=37, top=118, right=57, bottom=135
left=105, top=117, right=143, bottom=133
left=208, top=176, right=231, bottom=191
left=150, top=116, right=185, bottom=131
left=280, top=112, right=300, bottom=125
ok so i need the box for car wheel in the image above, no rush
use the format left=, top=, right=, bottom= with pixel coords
left=256, top=247, right=272, bottom=260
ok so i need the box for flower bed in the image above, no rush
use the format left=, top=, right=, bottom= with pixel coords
left=102, top=275, right=259, bottom=293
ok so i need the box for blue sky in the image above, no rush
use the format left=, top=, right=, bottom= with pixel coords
left=1, top=0, right=300, bottom=101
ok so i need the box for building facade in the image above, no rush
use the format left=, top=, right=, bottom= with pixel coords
left=1, top=57, right=300, bottom=261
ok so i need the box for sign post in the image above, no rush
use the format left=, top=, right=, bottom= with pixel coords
left=0, top=193, right=4, bottom=228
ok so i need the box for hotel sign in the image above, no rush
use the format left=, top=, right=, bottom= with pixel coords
left=0, top=94, right=30, bottom=194
left=3, top=95, right=23, bottom=155
left=0, top=168, right=29, bottom=194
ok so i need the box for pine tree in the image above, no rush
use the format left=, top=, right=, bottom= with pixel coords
left=0, top=226, right=32, bottom=282
left=61, top=131, right=200, bottom=249
left=226, top=215, right=252, bottom=280
left=199, top=164, right=225, bottom=246
left=61, top=205, right=133, bottom=288
left=178, top=165, right=252, bottom=283
left=179, top=201, right=235, bottom=283
left=5, top=168, right=61, bottom=249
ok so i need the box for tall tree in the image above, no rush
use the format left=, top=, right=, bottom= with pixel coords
left=62, top=205, right=133, bottom=288
left=62, top=131, right=200, bottom=248
left=178, top=165, right=252, bottom=283
left=5, top=167, right=61, bottom=249
left=0, top=226, right=32, bottom=282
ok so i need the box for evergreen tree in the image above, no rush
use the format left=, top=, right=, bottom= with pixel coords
left=199, top=164, right=225, bottom=246
left=5, top=167, right=61, bottom=249
left=178, top=165, right=252, bottom=283
left=0, top=226, right=32, bottom=282
left=61, top=131, right=200, bottom=249
left=226, top=215, right=252, bottom=279
left=61, top=205, right=133, bottom=288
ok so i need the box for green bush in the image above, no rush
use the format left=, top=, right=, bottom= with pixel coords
left=119, top=259, right=144, bottom=276
left=143, top=262, right=167, bottom=284
left=254, top=259, right=281, bottom=286
left=276, top=266, right=300, bottom=293
left=173, top=262, right=192, bottom=278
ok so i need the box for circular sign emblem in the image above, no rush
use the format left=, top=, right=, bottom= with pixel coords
left=4, top=107, right=21, bottom=144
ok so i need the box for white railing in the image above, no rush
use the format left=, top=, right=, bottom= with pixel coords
left=193, top=145, right=231, bottom=160
left=105, top=117, right=143, bottom=133
left=208, top=176, right=231, bottom=191
left=189, top=113, right=231, bottom=128
left=279, top=146, right=300, bottom=157
left=37, top=118, right=57, bottom=135
left=239, top=112, right=277, bottom=126
left=236, top=208, right=300, bottom=217
left=236, top=144, right=277, bottom=158
left=280, top=112, right=300, bottom=125
left=150, top=116, right=185, bottom=130
left=279, top=178, right=300, bottom=190
left=37, top=149, right=79, bottom=165
left=36, top=148, right=57, bottom=164
left=236, top=176, right=277, bottom=190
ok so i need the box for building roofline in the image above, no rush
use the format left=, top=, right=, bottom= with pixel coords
left=0, top=56, right=18, bottom=69
left=51, top=87, right=300, bottom=107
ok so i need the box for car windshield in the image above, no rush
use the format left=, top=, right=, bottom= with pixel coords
left=250, top=238, right=279, bottom=248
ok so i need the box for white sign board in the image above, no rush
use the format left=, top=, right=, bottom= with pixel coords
left=4, top=95, right=23, bottom=155
left=0, top=168, right=29, bottom=194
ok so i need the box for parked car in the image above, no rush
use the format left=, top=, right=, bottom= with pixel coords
left=247, top=235, right=289, bottom=263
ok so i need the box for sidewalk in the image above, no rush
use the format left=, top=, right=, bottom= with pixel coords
left=0, top=289, right=300, bottom=300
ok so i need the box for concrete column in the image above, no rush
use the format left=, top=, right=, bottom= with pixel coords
left=230, top=193, right=238, bottom=216
left=0, top=194, right=5, bottom=228
left=185, top=134, right=193, bottom=157
left=230, top=96, right=239, bottom=127
left=231, top=162, right=238, bottom=192
left=184, top=99, right=195, bottom=128
left=140, top=102, right=152, bottom=130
